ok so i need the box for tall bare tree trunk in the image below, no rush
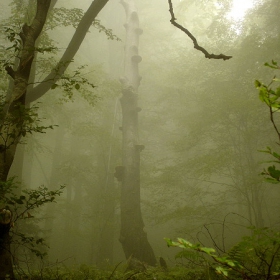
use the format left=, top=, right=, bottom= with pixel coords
left=117, top=0, right=156, bottom=266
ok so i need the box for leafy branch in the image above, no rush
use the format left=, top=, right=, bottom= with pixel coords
left=165, top=237, right=243, bottom=278
left=0, top=99, right=57, bottom=151
left=255, top=60, right=280, bottom=184
left=256, top=61, right=280, bottom=141
left=50, top=64, right=97, bottom=102
left=258, top=146, right=280, bottom=183
left=48, top=7, right=120, bottom=41
left=0, top=178, right=64, bottom=223
left=165, top=227, right=280, bottom=279
left=0, top=178, right=65, bottom=259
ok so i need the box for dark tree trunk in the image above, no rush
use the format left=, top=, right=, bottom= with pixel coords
left=0, top=209, right=14, bottom=280
left=0, top=0, right=51, bottom=179
left=117, top=0, right=156, bottom=266
left=1, top=0, right=110, bottom=180
left=0, top=0, right=110, bottom=275
left=0, top=1, right=51, bottom=277
left=27, top=0, right=110, bottom=103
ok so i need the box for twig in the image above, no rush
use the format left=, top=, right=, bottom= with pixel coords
left=269, top=104, right=280, bottom=142
left=203, top=224, right=224, bottom=255
left=168, top=0, right=232, bottom=60
left=108, top=261, right=123, bottom=280
left=266, top=244, right=280, bottom=280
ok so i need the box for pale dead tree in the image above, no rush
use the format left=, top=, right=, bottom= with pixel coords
left=117, top=0, right=157, bottom=266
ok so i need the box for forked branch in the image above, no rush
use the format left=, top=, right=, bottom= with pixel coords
left=168, top=0, right=232, bottom=61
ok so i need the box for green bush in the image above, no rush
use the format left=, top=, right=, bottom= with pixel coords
left=165, top=227, right=280, bottom=279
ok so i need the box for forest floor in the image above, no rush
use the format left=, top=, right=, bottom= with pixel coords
left=14, top=264, right=223, bottom=280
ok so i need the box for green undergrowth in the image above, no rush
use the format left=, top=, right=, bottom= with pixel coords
left=14, top=264, right=209, bottom=280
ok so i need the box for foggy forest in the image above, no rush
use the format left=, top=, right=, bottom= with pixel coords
left=0, top=0, right=280, bottom=279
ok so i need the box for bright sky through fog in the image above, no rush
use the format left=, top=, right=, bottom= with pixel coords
left=227, top=0, right=254, bottom=20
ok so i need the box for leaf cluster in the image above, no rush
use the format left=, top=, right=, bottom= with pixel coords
left=165, top=237, right=242, bottom=278
left=0, top=24, right=57, bottom=78
left=259, top=147, right=280, bottom=183
left=48, top=7, right=84, bottom=29
left=0, top=177, right=65, bottom=222
left=47, top=7, right=120, bottom=41
left=256, top=61, right=280, bottom=183
left=0, top=100, right=57, bottom=149
left=165, top=227, right=280, bottom=279
left=93, top=19, right=121, bottom=41
left=12, top=231, right=48, bottom=259
left=3, top=25, right=22, bottom=53
left=255, top=68, right=280, bottom=112
left=0, top=178, right=64, bottom=260
left=51, top=64, right=99, bottom=105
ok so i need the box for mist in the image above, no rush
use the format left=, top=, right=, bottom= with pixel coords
left=0, top=0, right=280, bottom=279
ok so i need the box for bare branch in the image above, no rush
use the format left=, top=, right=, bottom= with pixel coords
left=168, top=0, right=232, bottom=61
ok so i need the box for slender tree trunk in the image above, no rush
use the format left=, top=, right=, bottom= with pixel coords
left=117, top=0, right=156, bottom=266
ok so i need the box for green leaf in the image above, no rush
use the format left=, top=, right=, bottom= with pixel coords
left=75, top=83, right=80, bottom=90
left=227, top=260, right=236, bottom=267
left=14, top=198, right=24, bottom=204
left=264, top=61, right=279, bottom=69
left=164, top=238, right=174, bottom=247
left=272, top=152, right=280, bottom=159
left=267, top=165, right=280, bottom=180
left=201, top=246, right=216, bottom=254
left=177, top=238, right=193, bottom=248
left=51, top=83, right=58, bottom=89
left=264, top=177, right=280, bottom=184
left=216, top=266, right=228, bottom=276
left=255, top=80, right=262, bottom=88
left=275, top=88, right=280, bottom=97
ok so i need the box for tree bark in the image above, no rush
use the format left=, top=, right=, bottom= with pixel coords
left=27, top=0, right=110, bottom=103
left=0, top=0, right=51, bottom=182
left=0, top=0, right=110, bottom=275
left=117, top=0, right=156, bottom=266
left=0, top=1, right=51, bottom=277
left=0, top=208, right=14, bottom=280
left=2, top=0, right=109, bottom=182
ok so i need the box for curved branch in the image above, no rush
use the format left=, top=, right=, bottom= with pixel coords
left=27, top=0, right=109, bottom=103
left=168, top=0, right=232, bottom=61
